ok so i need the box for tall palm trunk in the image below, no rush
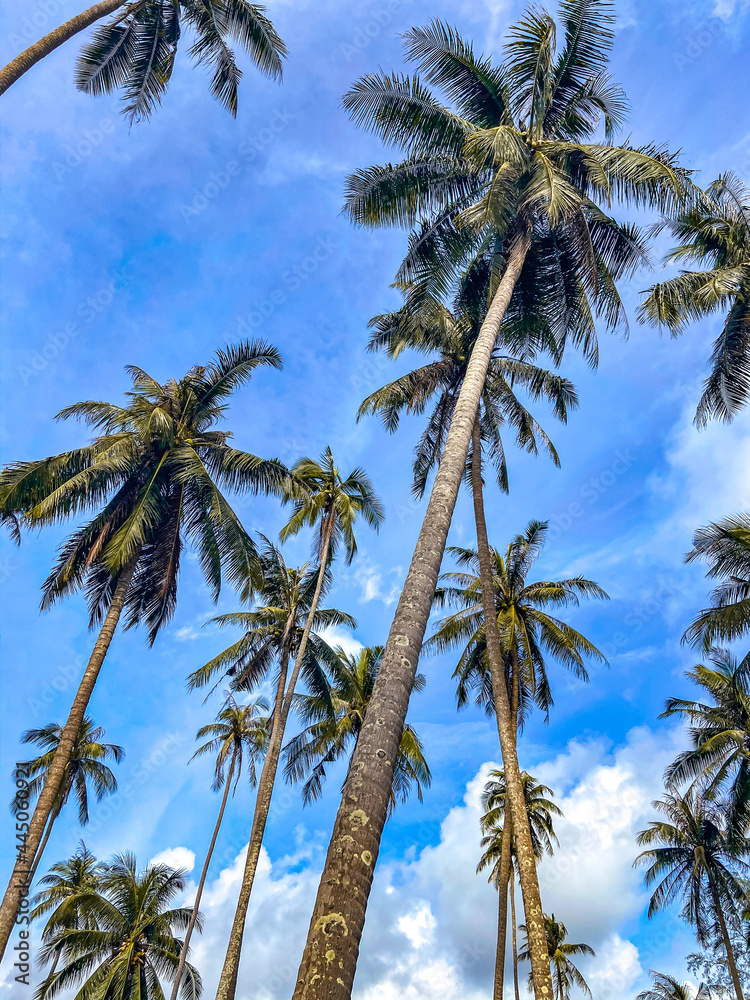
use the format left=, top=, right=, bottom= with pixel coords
left=26, top=800, right=63, bottom=889
left=0, top=0, right=125, bottom=95
left=0, top=557, right=137, bottom=961
left=170, top=757, right=236, bottom=1000
left=494, top=878, right=509, bottom=1000
left=469, top=419, right=554, bottom=999
left=215, top=518, right=335, bottom=1000
left=291, top=231, right=532, bottom=1000
left=510, top=874, right=520, bottom=1000
left=708, top=871, right=745, bottom=1000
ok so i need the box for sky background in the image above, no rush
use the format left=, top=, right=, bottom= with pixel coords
left=2, top=0, right=750, bottom=997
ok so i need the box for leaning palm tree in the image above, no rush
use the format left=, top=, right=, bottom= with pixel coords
left=169, top=696, right=269, bottom=1000
left=0, top=340, right=286, bottom=959
left=427, top=522, right=606, bottom=998
left=292, top=6, right=690, bottom=994
left=636, top=971, right=711, bottom=1000
left=284, top=645, right=431, bottom=812
left=519, top=914, right=594, bottom=1000
left=635, top=792, right=750, bottom=1000
left=478, top=771, right=562, bottom=1000
left=188, top=537, right=357, bottom=1000
left=36, top=852, right=201, bottom=1000
left=640, top=173, right=750, bottom=425
left=683, top=513, right=750, bottom=651
left=11, top=717, right=123, bottom=885
left=661, top=648, right=750, bottom=834
left=0, top=0, right=286, bottom=122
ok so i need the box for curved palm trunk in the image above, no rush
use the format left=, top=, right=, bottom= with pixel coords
left=215, top=520, right=334, bottom=1000
left=26, top=800, right=63, bottom=889
left=470, top=420, right=554, bottom=1000
left=708, top=871, right=745, bottom=1000
left=170, top=757, right=236, bottom=1000
left=0, top=0, right=125, bottom=96
left=291, top=231, right=532, bottom=1000
left=510, top=874, right=520, bottom=1000
left=0, top=557, right=137, bottom=961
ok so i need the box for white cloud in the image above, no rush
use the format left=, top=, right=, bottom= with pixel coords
left=351, top=557, right=400, bottom=606
left=150, top=846, right=197, bottom=873
left=319, top=624, right=363, bottom=659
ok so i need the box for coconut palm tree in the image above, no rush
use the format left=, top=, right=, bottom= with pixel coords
left=478, top=771, right=562, bottom=1000
left=293, top=6, right=689, bottom=993
left=169, top=696, right=269, bottom=1000
left=188, top=537, right=357, bottom=1000
left=0, top=0, right=286, bottom=122
left=0, top=340, right=286, bottom=959
left=636, top=971, right=711, bottom=1000
left=11, top=717, right=123, bottom=885
left=640, top=173, right=750, bottom=425
left=635, top=792, right=750, bottom=1000
left=36, top=852, right=201, bottom=1000
left=519, top=914, right=594, bottom=1000
left=661, top=648, right=750, bottom=833
left=683, top=513, right=750, bottom=651
left=284, top=645, right=431, bottom=812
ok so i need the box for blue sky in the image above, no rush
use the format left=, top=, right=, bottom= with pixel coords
left=2, top=0, right=750, bottom=997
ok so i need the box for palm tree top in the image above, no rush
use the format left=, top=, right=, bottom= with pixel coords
left=190, top=695, right=269, bottom=791
left=636, top=970, right=711, bottom=1000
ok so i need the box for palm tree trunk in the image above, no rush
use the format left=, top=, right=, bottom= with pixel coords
left=494, top=876, right=509, bottom=1000
left=290, top=230, right=532, bottom=1000
left=469, top=418, right=554, bottom=1000
left=708, top=873, right=745, bottom=1000
left=0, top=0, right=125, bottom=95
left=25, top=800, right=62, bottom=888
left=0, top=557, right=137, bottom=961
left=215, top=520, right=335, bottom=1000
left=510, top=874, right=520, bottom=1000
left=170, top=757, right=236, bottom=1000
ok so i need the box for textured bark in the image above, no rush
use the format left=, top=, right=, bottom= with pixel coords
left=0, top=0, right=125, bottom=95
left=170, top=758, right=236, bottom=1000
left=709, top=872, right=745, bottom=1000
left=470, top=420, right=554, bottom=1000
left=25, top=801, right=62, bottom=889
left=510, top=875, right=520, bottom=1000
left=0, top=558, right=136, bottom=961
left=493, top=807, right=513, bottom=1000
left=291, top=232, right=531, bottom=1000
left=215, top=521, right=334, bottom=1000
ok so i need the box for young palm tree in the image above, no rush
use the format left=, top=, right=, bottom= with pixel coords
left=683, top=513, right=750, bottom=650
left=284, top=645, right=431, bottom=812
left=519, top=914, right=594, bottom=1000
left=11, top=717, right=123, bottom=885
left=635, top=792, right=750, bottom=1000
left=0, top=341, right=285, bottom=958
left=0, top=0, right=286, bottom=122
left=37, top=852, right=201, bottom=1000
left=188, top=537, right=357, bottom=1000
left=636, top=971, right=711, bottom=1000
left=640, top=173, right=750, bottom=425
left=478, top=771, right=562, bottom=1000
left=661, top=648, right=750, bottom=833
left=169, top=696, right=269, bottom=1000
left=293, top=6, right=689, bottom=994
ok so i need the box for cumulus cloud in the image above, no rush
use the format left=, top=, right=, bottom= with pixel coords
left=150, top=846, right=197, bottom=872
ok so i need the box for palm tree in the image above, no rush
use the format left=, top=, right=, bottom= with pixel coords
left=0, top=340, right=286, bottom=958
left=640, top=173, right=750, bottom=425
left=683, top=513, right=750, bottom=650
left=0, top=0, right=286, bottom=122
left=635, top=792, right=750, bottom=1000
left=636, top=971, right=711, bottom=1000
left=293, top=6, right=689, bottom=994
left=169, top=696, right=269, bottom=1000
left=284, top=645, right=431, bottom=812
left=519, top=914, right=594, bottom=1000
left=11, top=717, right=123, bottom=886
left=37, top=852, right=201, bottom=1000
left=661, top=648, right=750, bottom=833
left=188, top=537, right=357, bottom=1000
left=427, top=523, right=605, bottom=998
left=478, top=771, right=562, bottom=1000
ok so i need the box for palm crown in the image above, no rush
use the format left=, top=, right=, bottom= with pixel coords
left=76, top=0, right=286, bottom=123
left=190, top=696, right=269, bottom=791
left=31, top=842, right=106, bottom=929
left=478, top=770, right=562, bottom=879
left=636, top=971, right=711, bottom=1000
left=519, top=914, right=594, bottom=1000
left=684, top=513, right=750, bottom=651
left=640, top=173, right=750, bottom=425
left=427, top=520, right=608, bottom=720
left=0, top=341, right=286, bottom=644
left=283, top=645, right=431, bottom=812
left=343, top=6, right=691, bottom=353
